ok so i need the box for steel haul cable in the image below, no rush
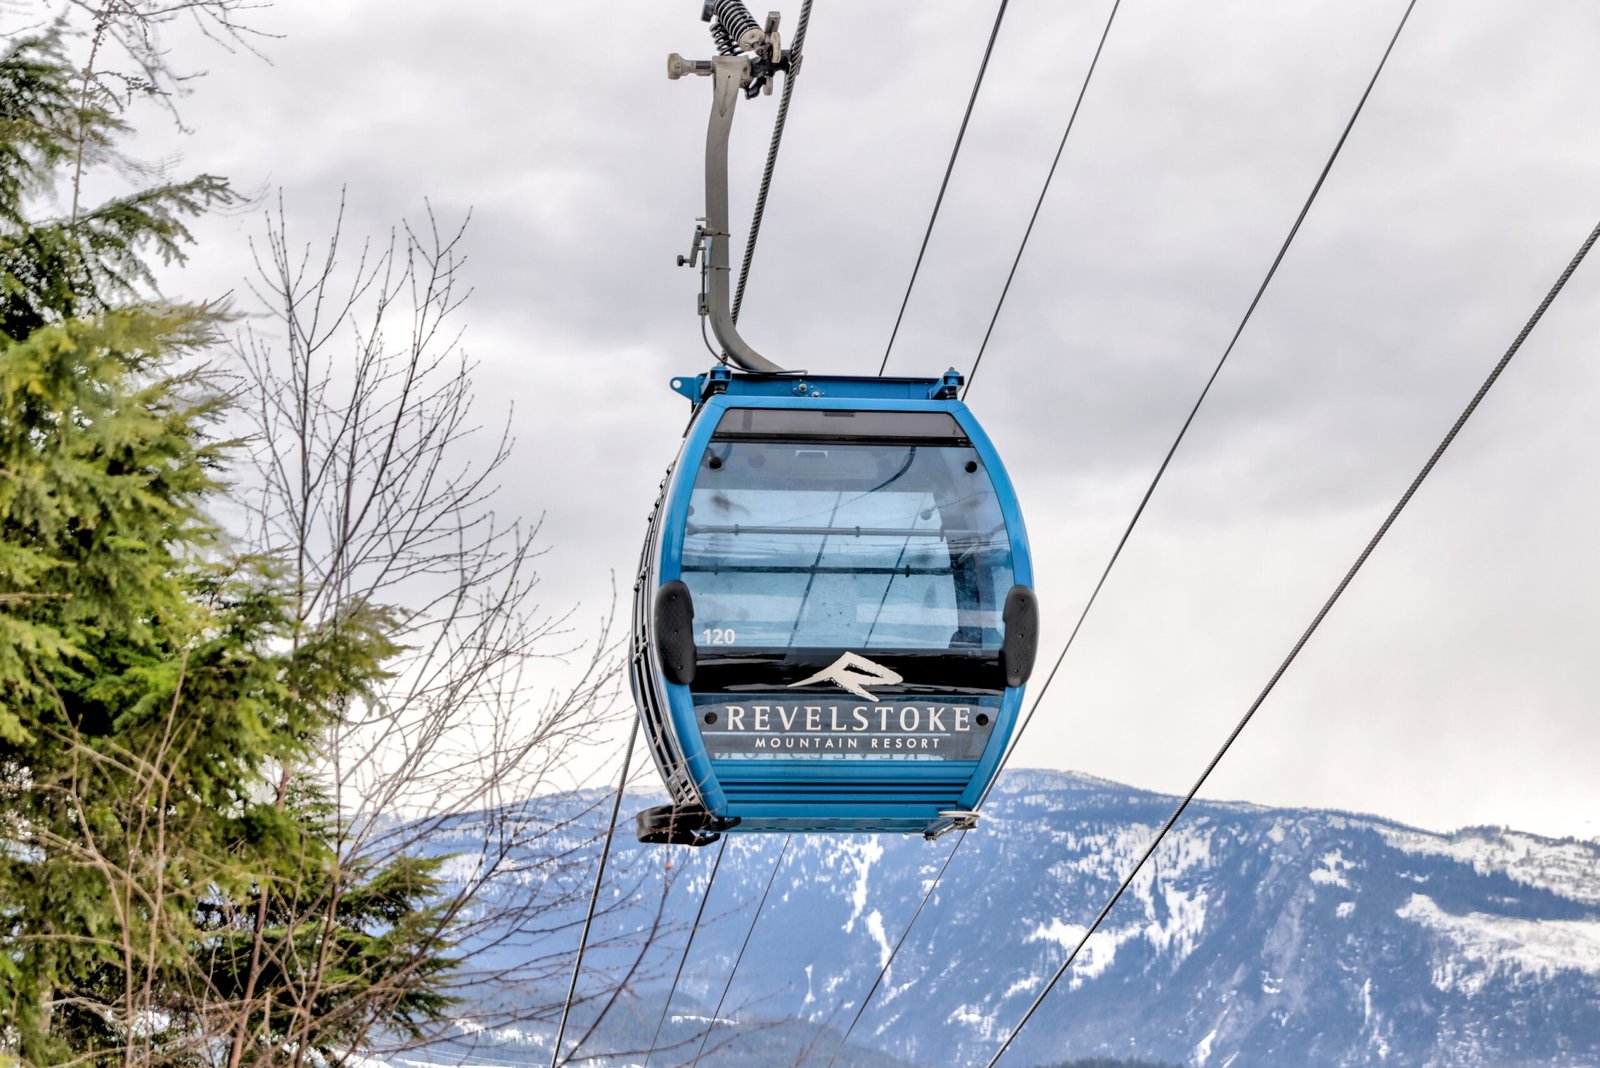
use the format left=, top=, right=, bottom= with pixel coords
left=834, top=0, right=1128, bottom=1042
left=961, top=0, right=1125, bottom=398
left=690, top=836, right=792, bottom=1066
left=642, top=837, right=730, bottom=1067
left=984, top=215, right=1600, bottom=1066
left=822, top=832, right=967, bottom=1067
left=732, top=0, right=815, bottom=325
left=837, top=0, right=1421, bottom=1045
left=979, top=0, right=1420, bottom=807
left=549, top=720, right=639, bottom=1068
left=878, top=0, right=1011, bottom=375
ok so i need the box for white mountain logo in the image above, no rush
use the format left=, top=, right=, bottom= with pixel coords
left=788, top=652, right=904, bottom=702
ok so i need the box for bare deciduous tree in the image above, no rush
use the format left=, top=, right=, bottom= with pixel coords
left=231, top=191, right=670, bottom=1063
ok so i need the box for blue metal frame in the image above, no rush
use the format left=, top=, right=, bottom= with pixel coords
left=640, top=369, right=1033, bottom=835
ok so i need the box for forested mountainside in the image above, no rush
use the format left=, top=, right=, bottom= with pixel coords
left=387, top=770, right=1600, bottom=1066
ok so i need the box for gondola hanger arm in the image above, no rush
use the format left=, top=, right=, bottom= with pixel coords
left=668, top=5, right=789, bottom=374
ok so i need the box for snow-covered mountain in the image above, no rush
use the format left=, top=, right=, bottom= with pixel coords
left=389, top=770, right=1600, bottom=1067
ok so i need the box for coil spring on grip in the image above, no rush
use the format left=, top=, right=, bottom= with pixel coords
left=709, top=21, right=739, bottom=56
left=711, top=0, right=761, bottom=50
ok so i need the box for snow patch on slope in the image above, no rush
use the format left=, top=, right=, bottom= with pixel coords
left=839, top=836, right=884, bottom=934
left=865, top=908, right=891, bottom=969
left=1311, top=849, right=1355, bottom=887
left=1397, top=893, right=1600, bottom=993
left=1157, top=825, right=1216, bottom=879
left=952, top=1002, right=998, bottom=1042
left=1195, top=1027, right=1218, bottom=1066
left=1143, top=883, right=1210, bottom=961
left=1028, top=920, right=1142, bottom=988
left=1002, top=973, right=1042, bottom=999
left=1380, top=827, right=1600, bottom=904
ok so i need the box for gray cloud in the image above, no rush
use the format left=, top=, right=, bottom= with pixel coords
left=137, top=0, right=1600, bottom=839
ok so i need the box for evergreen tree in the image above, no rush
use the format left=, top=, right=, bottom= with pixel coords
left=0, top=34, right=455, bottom=1065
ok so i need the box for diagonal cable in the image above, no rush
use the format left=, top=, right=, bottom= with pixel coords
left=985, top=213, right=1600, bottom=1067
left=878, top=0, right=1011, bottom=374
left=550, top=720, right=639, bottom=1068
left=690, top=835, right=792, bottom=1066
left=643, top=837, right=729, bottom=1067
left=980, top=0, right=1421, bottom=805
left=836, top=0, right=1421, bottom=1041
left=961, top=0, right=1124, bottom=397
left=824, top=831, right=967, bottom=1066
left=732, top=0, right=815, bottom=324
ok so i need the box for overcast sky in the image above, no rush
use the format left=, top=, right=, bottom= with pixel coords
left=77, top=0, right=1600, bottom=840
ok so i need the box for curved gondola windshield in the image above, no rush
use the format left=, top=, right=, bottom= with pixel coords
left=680, top=408, right=1015, bottom=652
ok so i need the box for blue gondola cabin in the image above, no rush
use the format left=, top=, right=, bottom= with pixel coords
left=630, top=367, right=1037, bottom=844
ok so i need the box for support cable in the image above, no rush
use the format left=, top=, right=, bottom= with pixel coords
left=690, top=836, right=792, bottom=1066
left=823, top=831, right=967, bottom=1067
left=985, top=216, right=1600, bottom=1067
left=643, top=837, right=730, bottom=1067
left=732, top=0, right=814, bottom=325
left=980, top=0, right=1421, bottom=803
left=837, top=0, right=1421, bottom=1041
left=878, top=0, right=1011, bottom=374
left=961, top=0, right=1125, bottom=398
left=549, top=721, right=639, bottom=1068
